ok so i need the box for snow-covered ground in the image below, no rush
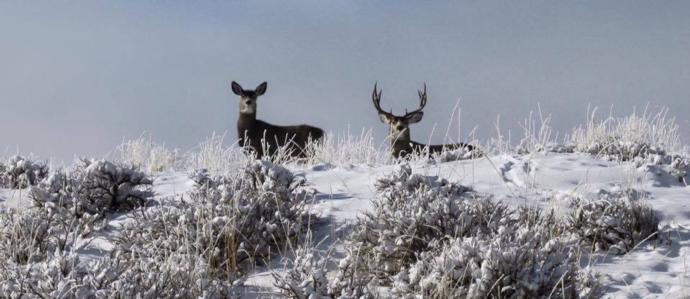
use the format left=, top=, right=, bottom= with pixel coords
left=288, top=152, right=690, bottom=298
left=1, top=109, right=689, bottom=298
left=4, top=151, right=686, bottom=297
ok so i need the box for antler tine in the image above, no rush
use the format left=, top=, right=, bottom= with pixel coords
left=372, top=82, right=394, bottom=117
left=419, top=83, right=427, bottom=108
left=406, top=83, right=427, bottom=117
left=372, top=82, right=381, bottom=109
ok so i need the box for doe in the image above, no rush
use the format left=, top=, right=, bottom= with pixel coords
left=232, top=81, right=324, bottom=159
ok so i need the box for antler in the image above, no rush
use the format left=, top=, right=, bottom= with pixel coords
left=404, top=83, right=427, bottom=117
left=372, top=82, right=395, bottom=118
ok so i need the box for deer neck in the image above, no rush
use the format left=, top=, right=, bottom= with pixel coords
left=238, top=112, right=257, bottom=130
left=390, top=130, right=413, bottom=154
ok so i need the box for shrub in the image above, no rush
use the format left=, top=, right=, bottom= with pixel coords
left=0, top=247, right=234, bottom=298
left=563, top=106, right=690, bottom=182
left=573, top=137, right=677, bottom=165
left=30, top=159, right=153, bottom=220
left=436, top=147, right=482, bottom=162
left=363, top=164, right=507, bottom=274
left=567, top=188, right=659, bottom=254
left=391, top=218, right=599, bottom=299
left=330, top=165, right=511, bottom=295
left=274, top=167, right=601, bottom=298
left=0, top=205, right=102, bottom=297
left=327, top=245, right=379, bottom=299
left=73, top=159, right=153, bottom=213
left=0, top=251, right=86, bottom=298
left=119, top=160, right=315, bottom=281
left=0, top=155, right=49, bottom=189
left=273, top=244, right=332, bottom=299
left=274, top=243, right=376, bottom=299
left=570, top=106, right=683, bottom=157
left=567, top=137, right=690, bottom=185
left=95, top=249, right=234, bottom=298
left=0, top=208, right=74, bottom=265
left=2, top=160, right=312, bottom=298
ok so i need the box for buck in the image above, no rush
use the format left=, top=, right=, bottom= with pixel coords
left=372, top=83, right=475, bottom=158
left=232, top=81, right=324, bottom=158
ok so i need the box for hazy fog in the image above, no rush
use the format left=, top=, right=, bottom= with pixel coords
left=1, top=1, right=688, bottom=161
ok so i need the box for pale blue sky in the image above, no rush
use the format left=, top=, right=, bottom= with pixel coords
left=1, top=1, right=689, bottom=160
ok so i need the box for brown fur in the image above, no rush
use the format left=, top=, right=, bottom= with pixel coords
left=390, top=139, right=472, bottom=159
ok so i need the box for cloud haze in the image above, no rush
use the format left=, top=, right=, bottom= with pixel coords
left=1, top=1, right=689, bottom=161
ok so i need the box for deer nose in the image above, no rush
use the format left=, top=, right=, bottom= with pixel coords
left=396, top=125, right=405, bottom=131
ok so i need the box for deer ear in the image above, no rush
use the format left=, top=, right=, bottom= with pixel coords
left=231, top=81, right=244, bottom=96
left=255, top=82, right=267, bottom=96
left=406, top=111, right=424, bottom=124
left=378, top=113, right=392, bottom=124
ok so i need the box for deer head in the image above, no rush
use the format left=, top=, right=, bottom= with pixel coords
left=372, top=83, right=427, bottom=142
left=231, top=81, right=267, bottom=115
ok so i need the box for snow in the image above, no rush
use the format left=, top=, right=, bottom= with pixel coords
left=2, top=152, right=690, bottom=297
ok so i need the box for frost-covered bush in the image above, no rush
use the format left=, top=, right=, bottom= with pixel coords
left=391, top=213, right=600, bottom=299
left=390, top=207, right=596, bottom=299
left=0, top=208, right=75, bottom=265
left=1, top=195, right=229, bottom=298
left=570, top=107, right=683, bottom=158
left=568, top=188, right=659, bottom=254
left=569, top=138, right=690, bottom=184
left=506, top=107, right=690, bottom=183
left=0, top=249, right=234, bottom=298
left=366, top=165, right=506, bottom=270
left=374, top=164, right=472, bottom=196
left=0, top=204, right=98, bottom=298
left=94, top=250, right=233, bottom=298
left=274, top=243, right=376, bottom=299
left=0, top=166, right=120, bottom=295
left=31, top=159, right=153, bottom=219
left=562, top=107, right=690, bottom=182
left=274, top=167, right=601, bottom=298
left=517, top=141, right=575, bottom=155
left=73, top=159, right=153, bottom=213
left=327, top=165, right=511, bottom=295
left=2, top=160, right=309, bottom=298
left=432, top=146, right=481, bottom=163
left=0, top=251, right=87, bottom=298
left=328, top=245, right=380, bottom=299
left=0, top=172, right=105, bottom=267
left=120, top=160, right=314, bottom=281
left=576, top=137, right=664, bottom=162
left=273, top=245, right=332, bottom=298
left=0, top=155, right=49, bottom=189
left=115, top=204, right=248, bottom=282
